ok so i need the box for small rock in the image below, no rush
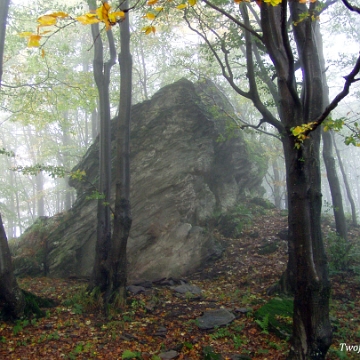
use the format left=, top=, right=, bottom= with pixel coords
left=257, top=241, right=279, bottom=255
left=153, top=278, right=175, bottom=286
left=171, top=284, right=202, bottom=295
left=154, top=326, right=167, bottom=337
left=230, top=355, right=252, bottom=360
left=133, top=280, right=152, bottom=288
left=197, top=308, right=235, bottom=330
left=158, top=350, right=179, bottom=359
left=127, top=285, right=146, bottom=295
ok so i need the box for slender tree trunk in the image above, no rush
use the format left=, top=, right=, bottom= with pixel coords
left=36, top=172, right=45, bottom=217
left=91, top=108, right=99, bottom=141
left=61, top=111, right=72, bottom=211
left=333, top=135, right=357, bottom=225
left=322, top=130, right=347, bottom=238
left=317, top=24, right=347, bottom=240
left=87, top=0, right=117, bottom=306
left=111, top=0, right=133, bottom=305
left=272, top=159, right=282, bottom=209
left=0, top=0, right=9, bottom=86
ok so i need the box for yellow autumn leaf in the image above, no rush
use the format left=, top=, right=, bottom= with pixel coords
left=76, top=14, right=100, bottom=25
left=155, top=6, right=164, bottom=11
left=151, top=25, right=156, bottom=33
left=292, top=126, right=303, bottom=137
left=176, top=3, right=187, bottom=9
left=147, top=0, right=158, bottom=5
left=28, top=34, right=41, bottom=47
left=264, top=0, right=282, bottom=5
left=323, top=125, right=329, bottom=132
left=145, top=12, right=156, bottom=20
left=188, top=0, right=197, bottom=6
left=234, top=0, right=242, bottom=3
left=142, top=26, right=153, bottom=35
left=41, top=48, right=46, bottom=58
left=47, top=11, right=68, bottom=18
left=96, top=2, right=112, bottom=30
left=19, top=31, right=34, bottom=37
left=96, top=2, right=111, bottom=21
left=37, top=15, right=57, bottom=26
left=108, top=11, right=125, bottom=23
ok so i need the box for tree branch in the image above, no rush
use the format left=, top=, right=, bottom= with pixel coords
left=201, top=0, right=263, bottom=42
left=341, top=0, right=360, bottom=14
left=306, top=53, right=360, bottom=134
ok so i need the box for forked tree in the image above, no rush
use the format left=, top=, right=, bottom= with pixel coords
left=182, top=0, right=360, bottom=357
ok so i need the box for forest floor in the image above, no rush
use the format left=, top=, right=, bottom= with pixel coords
left=1, top=208, right=360, bottom=359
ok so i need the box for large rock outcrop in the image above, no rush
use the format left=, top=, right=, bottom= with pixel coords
left=12, top=79, right=266, bottom=282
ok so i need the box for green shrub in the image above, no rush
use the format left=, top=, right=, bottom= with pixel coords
left=325, top=232, right=353, bottom=273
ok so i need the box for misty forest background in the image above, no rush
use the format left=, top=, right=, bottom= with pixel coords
left=1, top=0, right=360, bottom=359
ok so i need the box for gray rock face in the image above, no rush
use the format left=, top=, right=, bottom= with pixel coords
left=12, top=79, right=266, bottom=281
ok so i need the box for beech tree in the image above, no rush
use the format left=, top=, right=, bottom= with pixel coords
left=80, top=0, right=133, bottom=307
left=170, top=0, right=360, bottom=358
left=24, top=1, right=133, bottom=307
left=86, top=0, right=116, bottom=303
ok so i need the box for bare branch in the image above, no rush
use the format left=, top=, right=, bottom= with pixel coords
left=201, top=0, right=263, bottom=42
left=341, top=0, right=360, bottom=14
left=306, top=53, right=360, bottom=134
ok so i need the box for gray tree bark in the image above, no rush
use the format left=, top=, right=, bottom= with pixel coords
left=0, top=0, right=25, bottom=318
left=87, top=0, right=116, bottom=303
left=317, top=21, right=347, bottom=240
left=333, top=135, right=358, bottom=226
left=111, top=0, right=133, bottom=306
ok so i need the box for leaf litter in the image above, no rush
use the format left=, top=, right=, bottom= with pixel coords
left=1, top=208, right=360, bottom=359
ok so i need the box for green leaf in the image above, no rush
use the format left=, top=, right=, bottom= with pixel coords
left=121, top=350, right=141, bottom=359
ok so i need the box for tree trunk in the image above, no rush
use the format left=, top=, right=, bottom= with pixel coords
left=36, top=172, right=45, bottom=217
left=0, top=0, right=25, bottom=318
left=110, top=0, right=133, bottom=306
left=284, top=133, right=332, bottom=359
left=0, top=0, right=9, bottom=86
left=0, top=213, right=25, bottom=318
left=316, top=22, right=347, bottom=240
left=272, top=159, right=282, bottom=209
left=87, top=0, right=117, bottom=307
left=261, top=2, right=332, bottom=357
left=322, top=130, right=347, bottom=238
left=333, top=135, right=357, bottom=226
left=61, top=111, right=72, bottom=211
